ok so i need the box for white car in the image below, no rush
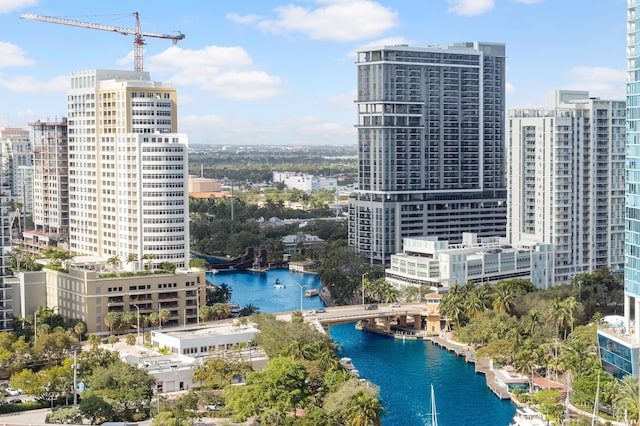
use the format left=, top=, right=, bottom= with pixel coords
left=391, top=302, right=401, bottom=308
left=5, top=388, right=21, bottom=396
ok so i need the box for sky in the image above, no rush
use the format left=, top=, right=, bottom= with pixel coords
left=0, top=0, right=628, bottom=146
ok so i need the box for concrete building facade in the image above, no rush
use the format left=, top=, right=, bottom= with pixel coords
left=0, top=127, right=34, bottom=215
left=385, top=233, right=554, bottom=294
left=24, top=119, right=70, bottom=253
left=67, top=70, right=190, bottom=269
left=14, top=260, right=205, bottom=334
left=508, top=90, right=625, bottom=285
left=348, top=42, right=508, bottom=265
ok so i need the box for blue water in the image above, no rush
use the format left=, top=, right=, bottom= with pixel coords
left=206, top=270, right=515, bottom=425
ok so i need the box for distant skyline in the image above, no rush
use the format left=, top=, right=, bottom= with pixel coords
left=0, top=0, right=626, bottom=145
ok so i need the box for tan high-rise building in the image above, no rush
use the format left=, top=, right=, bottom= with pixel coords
left=67, top=70, right=190, bottom=269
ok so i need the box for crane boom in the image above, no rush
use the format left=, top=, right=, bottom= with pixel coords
left=20, top=12, right=185, bottom=72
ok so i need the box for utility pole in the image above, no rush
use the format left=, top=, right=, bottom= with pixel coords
left=72, top=350, right=77, bottom=405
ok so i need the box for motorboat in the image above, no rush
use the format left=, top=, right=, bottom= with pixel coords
left=274, top=279, right=285, bottom=289
left=305, top=289, right=319, bottom=297
left=509, top=407, right=546, bottom=426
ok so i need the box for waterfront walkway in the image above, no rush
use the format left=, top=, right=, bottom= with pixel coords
left=427, top=335, right=511, bottom=400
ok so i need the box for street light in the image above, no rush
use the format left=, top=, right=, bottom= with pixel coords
left=33, top=310, right=37, bottom=342
left=132, top=304, right=140, bottom=344
left=361, top=273, right=368, bottom=308
left=295, top=283, right=305, bottom=312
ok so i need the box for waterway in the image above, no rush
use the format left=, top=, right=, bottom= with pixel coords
left=206, top=270, right=516, bottom=426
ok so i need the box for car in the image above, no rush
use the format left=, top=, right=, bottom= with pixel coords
left=315, top=307, right=327, bottom=313
left=365, top=304, right=378, bottom=310
left=205, top=404, right=220, bottom=411
left=9, top=399, right=21, bottom=404
left=5, top=388, right=21, bottom=396
left=391, top=302, right=401, bottom=308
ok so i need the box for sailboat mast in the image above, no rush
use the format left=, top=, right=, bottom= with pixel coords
left=431, top=384, right=438, bottom=426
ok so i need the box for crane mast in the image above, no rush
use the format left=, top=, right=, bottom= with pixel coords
left=20, top=12, right=185, bottom=71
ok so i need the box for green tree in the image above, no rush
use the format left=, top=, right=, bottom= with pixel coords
left=344, top=389, right=385, bottom=426
left=158, top=308, right=171, bottom=328
left=192, top=357, right=253, bottom=389
left=107, top=335, right=118, bottom=347
left=79, top=393, right=117, bottom=425
left=125, top=334, right=136, bottom=346
left=84, top=360, right=155, bottom=420
left=104, top=312, right=121, bottom=335
left=46, top=407, right=83, bottom=425
left=613, top=375, right=639, bottom=422
left=87, top=334, right=101, bottom=349
left=224, top=356, right=311, bottom=421
left=73, top=321, right=87, bottom=341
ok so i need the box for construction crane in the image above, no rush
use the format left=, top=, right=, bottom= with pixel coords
left=20, top=12, right=185, bottom=72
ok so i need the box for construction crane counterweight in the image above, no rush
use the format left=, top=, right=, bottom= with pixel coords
left=20, top=12, right=185, bottom=72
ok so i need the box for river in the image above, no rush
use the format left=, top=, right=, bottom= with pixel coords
left=206, top=269, right=516, bottom=425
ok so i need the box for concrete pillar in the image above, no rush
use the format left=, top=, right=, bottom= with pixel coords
left=383, top=318, right=391, bottom=333
left=398, top=315, right=407, bottom=327
left=413, top=315, right=422, bottom=330
left=624, top=293, right=631, bottom=335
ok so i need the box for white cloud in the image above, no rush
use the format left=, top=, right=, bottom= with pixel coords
left=147, top=45, right=285, bottom=101
left=0, top=42, right=35, bottom=67
left=226, top=12, right=262, bottom=25
left=0, top=74, right=68, bottom=93
left=505, top=82, right=515, bottom=95
left=349, top=36, right=412, bottom=57
left=564, top=66, right=626, bottom=100
left=447, top=0, right=494, bottom=16
left=231, top=0, right=398, bottom=42
left=0, top=0, right=38, bottom=14
left=512, top=0, right=543, bottom=4
left=325, top=90, right=356, bottom=110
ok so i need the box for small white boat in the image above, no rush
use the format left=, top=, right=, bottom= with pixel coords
left=274, top=284, right=286, bottom=289
left=509, top=407, right=546, bottom=426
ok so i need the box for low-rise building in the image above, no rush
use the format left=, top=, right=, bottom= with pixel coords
left=13, top=257, right=206, bottom=334
left=385, top=233, right=554, bottom=294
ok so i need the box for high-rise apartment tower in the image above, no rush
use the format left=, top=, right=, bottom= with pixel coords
left=508, top=90, right=626, bottom=285
left=67, top=70, right=190, bottom=268
left=348, top=42, right=507, bottom=263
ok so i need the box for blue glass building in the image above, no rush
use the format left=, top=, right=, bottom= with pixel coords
left=598, top=0, right=640, bottom=378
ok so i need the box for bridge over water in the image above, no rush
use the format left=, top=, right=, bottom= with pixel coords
left=275, top=303, right=440, bottom=337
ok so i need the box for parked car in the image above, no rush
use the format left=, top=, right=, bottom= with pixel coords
left=391, top=302, right=401, bottom=308
left=365, top=304, right=378, bottom=310
left=205, top=404, right=220, bottom=411
left=9, top=399, right=21, bottom=404
left=5, top=388, right=21, bottom=396
left=315, top=307, right=327, bottom=313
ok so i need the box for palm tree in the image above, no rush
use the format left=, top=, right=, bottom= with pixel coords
left=104, top=312, right=121, bottom=335
left=107, top=335, right=118, bottom=347
left=106, top=255, right=121, bottom=271
left=126, top=253, right=138, bottom=270
left=218, top=283, right=233, bottom=303
left=465, top=289, right=486, bottom=319
left=522, top=309, right=543, bottom=337
left=73, top=321, right=86, bottom=341
left=158, top=308, right=171, bottom=328
left=344, top=389, right=385, bottom=426
left=239, top=304, right=259, bottom=317
left=143, top=253, right=155, bottom=270
left=125, top=334, right=136, bottom=346
left=613, top=375, right=639, bottom=422
left=492, top=286, right=515, bottom=313
left=513, top=346, right=537, bottom=393
left=87, top=333, right=101, bottom=349
left=549, top=297, right=564, bottom=338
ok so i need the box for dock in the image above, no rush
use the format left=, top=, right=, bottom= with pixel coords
left=426, top=335, right=511, bottom=400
